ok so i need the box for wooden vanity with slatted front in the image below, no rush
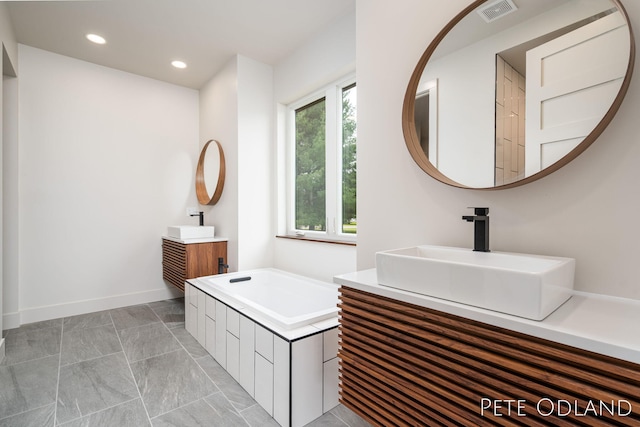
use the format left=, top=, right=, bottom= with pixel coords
left=162, top=237, right=227, bottom=292
left=335, top=271, right=640, bottom=426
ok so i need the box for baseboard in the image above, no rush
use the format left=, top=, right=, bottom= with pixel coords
left=13, top=287, right=183, bottom=326
left=3, top=311, right=21, bottom=330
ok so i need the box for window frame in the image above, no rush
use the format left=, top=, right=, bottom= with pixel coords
left=284, top=75, right=356, bottom=243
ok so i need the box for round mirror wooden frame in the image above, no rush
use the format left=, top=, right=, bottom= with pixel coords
left=196, top=139, right=226, bottom=205
left=402, top=0, right=636, bottom=190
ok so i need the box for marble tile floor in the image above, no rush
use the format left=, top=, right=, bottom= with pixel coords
left=0, top=298, right=370, bottom=427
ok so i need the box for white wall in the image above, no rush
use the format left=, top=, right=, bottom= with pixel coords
left=357, top=0, right=640, bottom=301
left=199, top=55, right=274, bottom=272
left=199, top=8, right=356, bottom=283
left=0, top=3, right=17, bottom=70
left=199, top=58, right=240, bottom=271
left=272, top=10, right=357, bottom=283
left=274, top=10, right=356, bottom=105
left=0, top=1, right=17, bottom=355
left=237, top=56, right=274, bottom=270
left=422, top=45, right=495, bottom=187
left=274, top=239, right=357, bottom=283
left=2, top=73, right=17, bottom=333
left=15, top=45, right=198, bottom=324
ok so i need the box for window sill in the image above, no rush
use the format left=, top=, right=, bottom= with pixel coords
left=276, top=235, right=356, bottom=247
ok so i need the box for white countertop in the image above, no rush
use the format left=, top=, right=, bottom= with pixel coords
left=162, top=236, right=228, bottom=244
left=334, top=269, right=640, bottom=364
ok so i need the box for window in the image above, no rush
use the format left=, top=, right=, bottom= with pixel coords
left=286, top=78, right=356, bottom=241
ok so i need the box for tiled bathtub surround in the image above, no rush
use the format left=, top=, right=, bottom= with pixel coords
left=0, top=298, right=369, bottom=427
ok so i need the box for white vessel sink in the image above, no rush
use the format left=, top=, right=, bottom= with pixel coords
left=167, top=225, right=215, bottom=239
left=375, top=245, right=575, bottom=321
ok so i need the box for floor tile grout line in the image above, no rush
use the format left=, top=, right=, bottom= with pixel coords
left=110, top=302, right=164, bottom=333
left=53, top=316, right=64, bottom=426
left=199, top=391, right=229, bottom=418
left=210, top=384, right=255, bottom=426
left=4, top=323, right=61, bottom=336
left=60, top=320, right=114, bottom=335
left=110, top=310, right=154, bottom=426
left=125, top=306, right=222, bottom=423
left=0, top=402, right=56, bottom=424
left=1, top=324, right=63, bottom=368
left=127, top=346, right=185, bottom=364
left=164, top=315, right=258, bottom=426
left=165, top=325, right=227, bottom=392
left=162, top=317, right=256, bottom=424
left=114, top=320, right=163, bottom=335
left=3, top=319, right=63, bottom=335
left=162, top=315, right=226, bottom=393
left=59, top=349, right=125, bottom=369
left=117, top=321, right=175, bottom=360
left=147, top=390, right=224, bottom=421
left=0, top=351, right=59, bottom=368
left=236, top=403, right=263, bottom=427
left=330, top=410, right=353, bottom=427
left=61, top=314, right=113, bottom=333
left=110, top=302, right=165, bottom=334
left=2, top=299, right=362, bottom=427
left=55, top=397, right=142, bottom=427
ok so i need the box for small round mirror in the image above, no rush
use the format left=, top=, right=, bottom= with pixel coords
left=402, top=0, right=635, bottom=189
left=196, top=139, right=225, bottom=205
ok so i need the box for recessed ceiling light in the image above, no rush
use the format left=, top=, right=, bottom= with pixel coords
left=86, top=34, right=106, bottom=45
left=171, top=60, right=187, bottom=69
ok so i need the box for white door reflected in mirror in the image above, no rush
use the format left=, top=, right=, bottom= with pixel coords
left=405, top=0, right=634, bottom=189
left=525, top=10, right=629, bottom=177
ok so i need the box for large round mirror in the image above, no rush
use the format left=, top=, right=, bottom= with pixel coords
left=196, top=139, right=225, bottom=205
left=402, top=0, right=635, bottom=189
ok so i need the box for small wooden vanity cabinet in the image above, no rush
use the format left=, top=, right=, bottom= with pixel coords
left=339, top=287, right=640, bottom=426
left=162, top=238, right=227, bottom=291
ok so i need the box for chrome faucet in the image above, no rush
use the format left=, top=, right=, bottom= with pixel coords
left=462, top=207, right=490, bottom=252
left=190, top=211, right=204, bottom=226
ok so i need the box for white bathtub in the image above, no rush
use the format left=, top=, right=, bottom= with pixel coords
left=191, top=268, right=339, bottom=331
left=185, top=268, right=340, bottom=426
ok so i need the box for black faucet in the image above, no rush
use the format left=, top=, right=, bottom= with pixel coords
left=462, top=207, right=490, bottom=252
left=218, top=257, right=229, bottom=275
left=190, top=211, right=204, bottom=226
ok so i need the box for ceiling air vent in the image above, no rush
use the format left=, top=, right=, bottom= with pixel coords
left=477, top=0, right=518, bottom=23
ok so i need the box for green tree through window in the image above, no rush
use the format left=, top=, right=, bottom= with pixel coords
left=342, top=84, right=357, bottom=234
left=295, top=98, right=326, bottom=231
left=291, top=80, right=356, bottom=238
